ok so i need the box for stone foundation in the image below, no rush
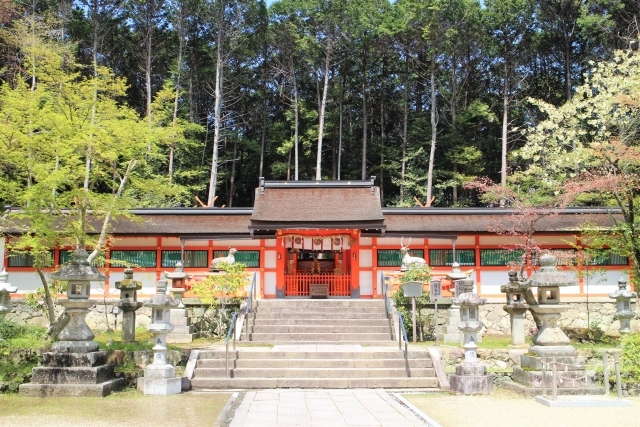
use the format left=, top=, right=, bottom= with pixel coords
left=5, top=299, right=639, bottom=337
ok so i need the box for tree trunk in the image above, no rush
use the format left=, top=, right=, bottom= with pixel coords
left=36, top=267, right=56, bottom=326
left=361, top=59, right=367, bottom=180
left=209, top=10, right=224, bottom=205
left=228, top=137, right=237, bottom=207
left=291, top=64, right=299, bottom=181
left=426, top=53, right=437, bottom=205
left=338, top=74, right=344, bottom=180
left=501, top=47, right=509, bottom=190
left=169, top=1, right=186, bottom=182
left=315, top=45, right=331, bottom=180
left=400, top=56, right=408, bottom=205
left=564, top=33, right=572, bottom=102
left=145, top=9, right=153, bottom=151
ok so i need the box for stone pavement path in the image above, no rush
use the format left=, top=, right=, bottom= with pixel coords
left=228, top=389, right=427, bottom=427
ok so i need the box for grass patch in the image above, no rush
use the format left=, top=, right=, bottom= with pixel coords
left=94, top=329, right=156, bottom=351
left=0, top=322, right=49, bottom=392
left=416, top=334, right=620, bottom=351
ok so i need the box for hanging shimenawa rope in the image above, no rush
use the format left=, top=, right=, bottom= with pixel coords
left=282, top=233, right=357, bottom=246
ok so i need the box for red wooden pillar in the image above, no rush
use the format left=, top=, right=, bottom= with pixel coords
left=350, top=230, right=360, bottom=298
left=372, top=238, right=378, bottom=298
left=275, top=236, right=286, bottom=298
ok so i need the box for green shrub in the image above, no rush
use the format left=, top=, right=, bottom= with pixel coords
left=393, top=265, right=432, bottom=341
left=0, top=320, right=27, bottom=342
left=561, top=321, right=614, bottom=345
left=621, top=332, right=640, bottom=382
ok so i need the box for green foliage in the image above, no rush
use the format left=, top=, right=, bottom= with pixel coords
left=24, top=281, right=67, bottom=317
left=0, top=322, right=48, bottom=393
left=393, top=265, right=432, bottom=341
left=621, top=333, right=640, bottom=382
left=561, top=321, right=614, bottom=345
left=191, top=262, right=248, bottom=308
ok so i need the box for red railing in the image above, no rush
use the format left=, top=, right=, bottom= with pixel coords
left=285, top=273, right=351, bottom=297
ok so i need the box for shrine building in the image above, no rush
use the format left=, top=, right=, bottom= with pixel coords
left=0, top=179, right=632, bottom=299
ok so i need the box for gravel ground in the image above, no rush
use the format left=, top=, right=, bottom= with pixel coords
left=0, top=390, right=231, bottom=427
left=403, top=389, right=640, bottom=427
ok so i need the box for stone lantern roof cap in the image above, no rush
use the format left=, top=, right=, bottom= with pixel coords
left=454, top=292, right=486, bottom=306
left=501, top=269, right=525, bottom=293
left=144, top=278, right=178, bottom=308
left=527, top=254, right=576, bottom=288
left=446, top=262, right=468, bottom=281
left=0, top=269, right=18, bottom=293
left=164, top=262, right=192, bottom=280
left=49, top=248, right=108, bottom=282
left=115, top=268, right=142, bottom=291
left=609, top=276, right=637, bottom=299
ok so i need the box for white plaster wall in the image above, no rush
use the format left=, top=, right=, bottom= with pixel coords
left=264, top=250, right=277, bottom=269
left=161, top=237, right=209, bottom=247
left=359, top=271, right=373, bottom=295
left=479, top=236, right=526, bottom=246
left=110, top=270, right=157, bottom=294
left=429, top=236, right=474, bottom=246
left=360, top=237, right=372, bottom=246
left=533, top=235, right=576, bottom=245
left=264, top=272, right=276, bottom=295
left=111, top=237, right=157, bottom=247
left=479, top=270, right=508, bottom=295
left=377, top=238, right=424, bottom=246
left=265, top=239, right=276, bottom=247
left=214, top=239, right=261, bottom=247
left=584, top=270, right=627, bottom=292
left=359, top=249, right=373, bottom=268
left=6, top=272, right=41, bottom=292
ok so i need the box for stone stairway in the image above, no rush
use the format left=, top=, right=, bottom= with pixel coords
left=190, top=299, right=442, bottom=389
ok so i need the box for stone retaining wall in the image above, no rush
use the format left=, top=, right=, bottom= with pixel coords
left=5, top=299, right=639, bottom=336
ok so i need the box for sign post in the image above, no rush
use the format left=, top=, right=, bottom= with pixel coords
left=430, top=279, right=442, bottom=346
left=403, top=281, right=423, bottom=344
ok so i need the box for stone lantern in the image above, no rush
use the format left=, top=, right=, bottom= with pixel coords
left=504, top=253, right=602, bottom=396
left=501, top=269, right=530, bottom=346
left=142, top=277, right=181, bottom=395
left=450, top=277, right=493, bottom=395
left=609, top=275, right=637, bottom=336
left=527, top=253, right=575, bottom=354
left=165, top=262, right=199, bottom=343
left=114, top=268, right=143, bottom=342
left=438, top=262, right=474, bottom=344
left=0, top=269, right=18, bottom=320
left=20, top=248, right=124, bottom=397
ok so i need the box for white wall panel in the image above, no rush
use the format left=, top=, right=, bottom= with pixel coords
left=532, top=235, right=576, bottom=245
left=214, top=239, right=261, bottom=247
left=479, top=271, right=507, bottom=295
left=264, top=272, right=276, bottom=295
left=112, top=237, right=157, bottom=247
left=479, top=236, right=526, bottom=246
left=7, top=272, right=41, bottom=292
left=265, top=250, right=277, bottom=269
left=584, top=270, right=626, bottom=293
left=359, top=271, right=373, bottom=295
left=429, top=236, right=474, bottom=246
left=359, top=237, right=372, bottom=246
left=377, top=238, right=424, bottom=246
left=359, top=249, right=373, bottom=268
left=265, top=239, right=276, bottom=247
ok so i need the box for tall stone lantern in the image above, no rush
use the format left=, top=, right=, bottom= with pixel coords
left=501, top=269, right=530, bottom=346
left=20, top=248, right=124, bottom=397
left=450, top=277, right=493, bottom=394
left=142, top=277, right=181, bottom=395
left=0, top=269, right=18, bottom=320
left=166, top=262, right=199, bottom=343
left=438, top=262, right=475, bottom=344
left=527, top=253, right=575, bottom=355
left=114, top=268, right=143, bottom=342
left=609, top=275, right=637, bottom=335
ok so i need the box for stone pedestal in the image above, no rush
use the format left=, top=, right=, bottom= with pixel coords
left=141, top=278, right=180, bottom=395
left=437, top=305, right=463, bottom=343
left=167, top=288, right=199, bottom=344
left=20, top=249, right=124, bottom=397
left=505, top=346, right=603, bottom=397
left=506, top=309, right=528, bottom=346
left=450, top=363, right=494, bottom=395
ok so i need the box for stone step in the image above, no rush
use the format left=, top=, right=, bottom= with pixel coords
left=194, top=367, right=435, bottom=379
left=248, top=332, right=391, bottom=342
left=191, top=377, right=440, bottom=389
left=239, top=340, right=400, bottom=346
left=502, top=380, right=605, bottom=398
left=31, top=365, right=116, bottom=385
left=166, top=333, right=200, bottom=344
left=197, top=358, right=433, bottom=369
left=257, top=300, right=383, bottom=307
left=19, top=378, right=125, bottom=397
left=197, top=350, right=426, bottom=360
left=169, top=316, right=192, bottom=326
left=250, top=325, right=390, bottom=334
left=254, top=312, right=387, bottom=320
left=255, top=306, right=384, bottom=314
left=251, top=318, right=390, bottom=326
